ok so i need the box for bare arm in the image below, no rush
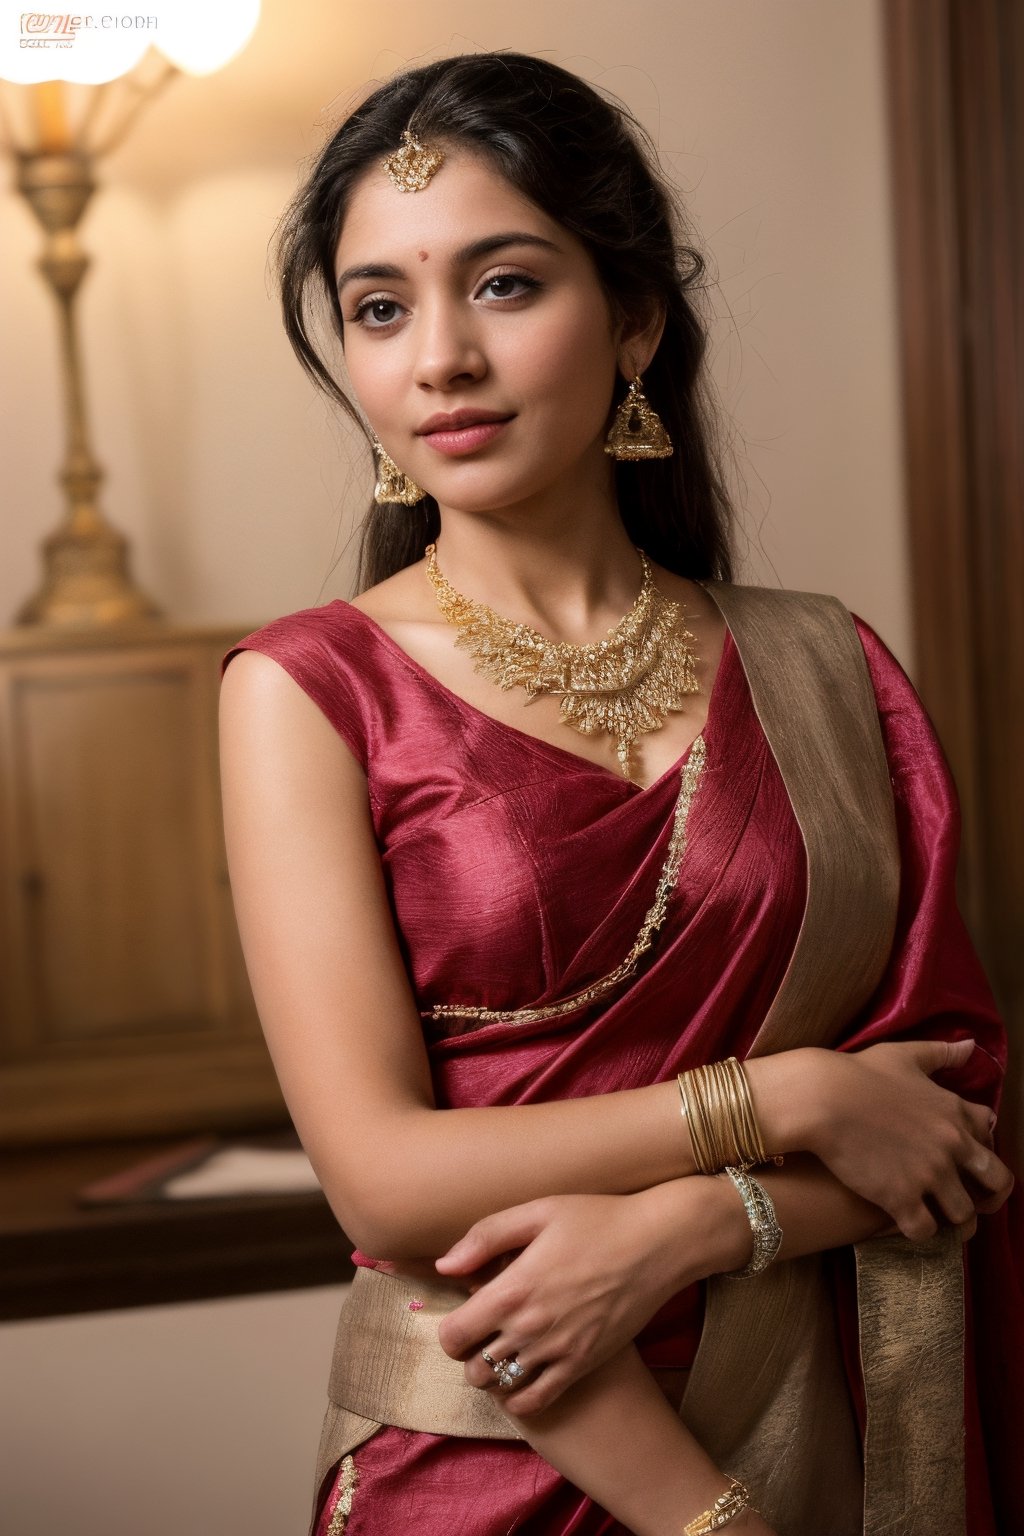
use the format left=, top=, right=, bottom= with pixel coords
left=436, top=1152, right=895, bottom=1414
left=447, top=1158, right=885, bottom=1533
left=220, top=653, right=1007, bottom=1257
left=503, top=1346, right=777, bottom=1536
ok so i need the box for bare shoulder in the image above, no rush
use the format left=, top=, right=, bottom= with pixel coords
left=219, top=648, right=325, bottom=737
left=220, top=646, right=293, bottom=704
left=219, top=648, right=366, bottom=803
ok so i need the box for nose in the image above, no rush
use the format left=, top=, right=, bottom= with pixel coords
left=412, top=297, right=487, bottom=392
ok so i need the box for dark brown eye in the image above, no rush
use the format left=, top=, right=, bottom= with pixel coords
left=479, top=273, right=541, bottom=301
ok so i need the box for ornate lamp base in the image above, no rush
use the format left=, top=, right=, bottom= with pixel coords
left=16, top=519, right=161, bottom=627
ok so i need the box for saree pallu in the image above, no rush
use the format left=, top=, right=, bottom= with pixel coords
left=223, top=584, right=1021, bottom=1536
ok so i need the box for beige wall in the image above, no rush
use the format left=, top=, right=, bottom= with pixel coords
left=0, top=4, right=905, bottom=1534
left=0, top=0, right=909, bottom=659
left=0, top=1286, right=348, bottom=1536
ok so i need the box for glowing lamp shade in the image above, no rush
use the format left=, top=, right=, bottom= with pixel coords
left=0, top=5, right=150, bottom=84
left=156, top=0, right=261, bottom=77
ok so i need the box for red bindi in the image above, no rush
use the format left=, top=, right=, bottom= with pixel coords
left=418, top=250, right=429, bottom=261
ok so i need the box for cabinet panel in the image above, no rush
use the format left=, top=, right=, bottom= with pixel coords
left=12, top=663, right=213, bottom=1046
left=0, top=624, right=282, bottom=1144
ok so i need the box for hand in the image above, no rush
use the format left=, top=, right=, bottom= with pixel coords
left=434, top=1181, right=739, bottom=1415
left=803, top=1038, right=1013, bottom=1241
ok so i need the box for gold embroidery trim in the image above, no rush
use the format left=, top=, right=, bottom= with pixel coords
left=425, top=733, right=707, bottom=1026
left=325, top=1454, right=358, bottom=1536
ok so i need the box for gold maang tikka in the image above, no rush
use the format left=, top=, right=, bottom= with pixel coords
left=424, top=543, right=699, bottom=779
left=381, top=129, right=446, bottom=192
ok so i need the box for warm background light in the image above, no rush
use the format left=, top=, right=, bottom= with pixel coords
left=0, top=0, right=261, bottom=87
left=0, top=4, right=150, bottom=84
left=155, top=0, right=262, bottom=77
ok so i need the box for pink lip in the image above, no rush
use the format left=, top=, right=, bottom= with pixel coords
left=423, top=417, right=509, bottom=451
left=419, top=416, right=513, bottom=456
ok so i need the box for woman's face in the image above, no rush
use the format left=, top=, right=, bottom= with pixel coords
left=333, top=148, right=625, bottom=514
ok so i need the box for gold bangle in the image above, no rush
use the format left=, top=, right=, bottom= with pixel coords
left=677, top=1058, right=776, bottom=1174
left=683, top=1476, right=752, bottom=1534
left=678, top=1070, right=716, bottom=1174
left=724, top=1056, right=770, bottom=1166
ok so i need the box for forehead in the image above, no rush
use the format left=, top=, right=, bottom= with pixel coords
left=334, top=149, right=566, bottom=269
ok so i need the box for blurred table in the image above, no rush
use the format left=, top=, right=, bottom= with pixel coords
left=0, top=1133, right=354, bottom=1321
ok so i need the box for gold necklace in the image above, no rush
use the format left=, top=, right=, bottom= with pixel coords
left=424, top=543, right=699, bottom=779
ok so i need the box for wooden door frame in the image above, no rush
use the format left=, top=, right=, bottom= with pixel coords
left=885, top=0, right=1023, bottom=1140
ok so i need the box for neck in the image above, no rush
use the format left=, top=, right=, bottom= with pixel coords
left=430, top=452, right=644, bottom=643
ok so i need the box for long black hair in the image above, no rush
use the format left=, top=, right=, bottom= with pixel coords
left=276, top=51, right=733, bottom=590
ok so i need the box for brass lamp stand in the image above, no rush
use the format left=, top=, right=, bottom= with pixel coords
left=6, top=75, right=176, bottom=626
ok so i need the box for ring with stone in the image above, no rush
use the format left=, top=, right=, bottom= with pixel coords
left=480, top=1348, right=527, bottom=1390
left=496, top=1358, right=526, bottom=1390
left=480, top=1348, right=507, bottom=1381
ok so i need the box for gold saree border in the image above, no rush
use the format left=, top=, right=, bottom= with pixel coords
left=323, top=1454, right=358, bottom=1536
left=309, top=1267, right=520, bottom=1536
left=681, top=583, right=965, bottom=1536
left=856, top=1228, right=966, bottom=1535
left=326, top=1267, right=519, bottom=1441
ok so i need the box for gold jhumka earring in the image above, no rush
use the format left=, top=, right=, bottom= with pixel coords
left=371, top=438, right=426, bottom=507
left=604, top=376, right=674, bottom=460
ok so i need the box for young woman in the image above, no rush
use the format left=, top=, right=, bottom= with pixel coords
left=218, top=53, right=1020, bottom=1536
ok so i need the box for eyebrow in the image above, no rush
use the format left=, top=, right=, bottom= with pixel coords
left=335, top=232, right=561, bottom=293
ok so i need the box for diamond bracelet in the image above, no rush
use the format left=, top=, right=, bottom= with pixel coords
left=722, top=1165, right=782, bottom=1278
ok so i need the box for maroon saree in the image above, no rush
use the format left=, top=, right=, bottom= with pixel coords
left=222, top=593, right=1020, bottom=1536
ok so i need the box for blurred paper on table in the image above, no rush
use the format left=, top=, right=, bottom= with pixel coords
left=163, top=1147, right=322, bottom=1199
left=77, top=1137, right=322, bottom=1204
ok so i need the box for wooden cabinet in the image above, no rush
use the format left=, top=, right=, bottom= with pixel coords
left=0, top=621, right=286, bottom=1144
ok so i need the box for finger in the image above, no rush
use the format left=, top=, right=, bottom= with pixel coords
left=437, top=1288, right=514, bottom=1361
left=436, top=1205, right=545, bottom=1275
left=959, top=1214, right=979, bottom=1243
left=461, top=1332, right=534, bottom=1390
left=903, top=1037, right=976, bottom=1077
left=974, top=1181, right=1014, bottom=1215
left=932, top=1172, right=977, bottom=1228
left=463, top=1344, right=514, bottom=1391
left=958, top=1141, right=1015, bottom=1198
left=894, top=1202, right=939, bottom=1243
left=463, top=1357, right=500, bottom=1390
left=503, top=1357, right=582, bottom=1417
left=968, top=1162, right=1015, bottom=1215
left=960, top=1099, right=996, bottom=1145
